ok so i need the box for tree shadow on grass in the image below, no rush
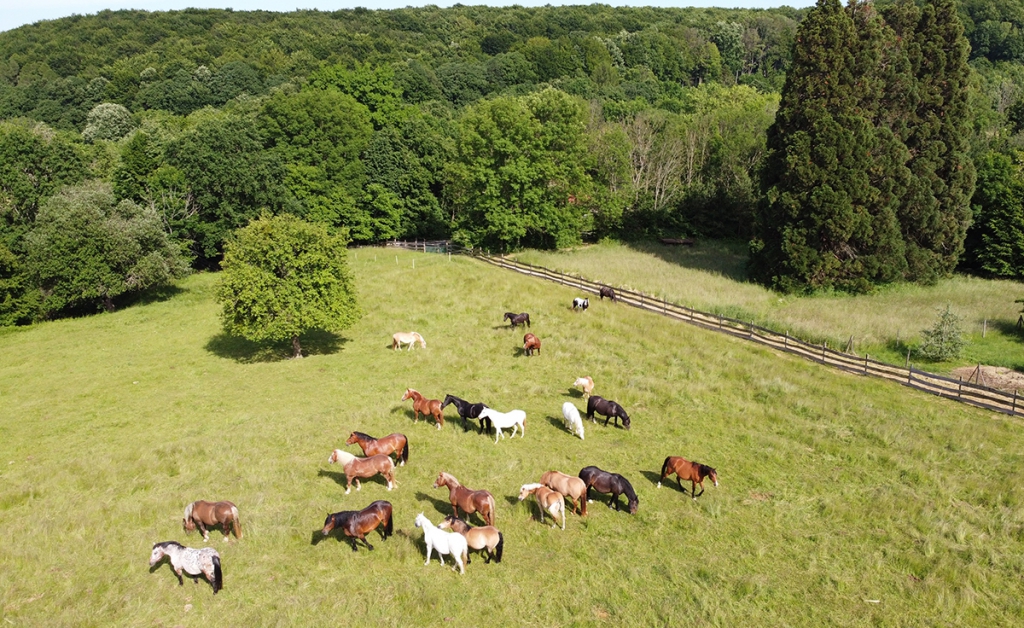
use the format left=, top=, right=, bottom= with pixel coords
left=119, top=283, right=186, bottom=309
left=205, top=329, right=347, bottom=363
left=992, top=319, right=1024, bottom=343
left=623, top=240, right=750, bottom=282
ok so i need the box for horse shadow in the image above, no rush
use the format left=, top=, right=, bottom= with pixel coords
left=414, top=491, right=452, bottom=517
left=317, top=468, right=391, bottom=490
left=564, top=388, right=585, bottom=399
left=504, top=495, right=521, bottom=508
left=205, top=330, right=346, bottom=363
left=544, top=415, right=574, bottom=436
left=640, top=469, right=687, bottom=494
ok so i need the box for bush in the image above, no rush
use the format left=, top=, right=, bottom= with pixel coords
left=917, top=305, right=967, bottom=361
left=82, top=103, right=134, bottom=142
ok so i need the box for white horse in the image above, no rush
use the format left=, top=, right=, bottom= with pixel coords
left=518, top=483, right=566, bottom=530
left=415, top=513, right=467, bottom=574
left=478, top=408, right=526, bottom=444
left=392, top=331, right=426, bottom=350
left=561, top=402, right=584, bottom=440
left=573, top=376, right=594, bottom=399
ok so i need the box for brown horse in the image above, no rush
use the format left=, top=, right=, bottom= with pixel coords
left=540, top=470, right=588, bottom=516
left=346, top=431, right=409, bottom=466
left=437, top=515, right=504, bottom=564
left=523, top=333, right=541, bottom=356
left=321, top=500, right=393, bottom=551
left=658, top=456, right=718, bottom=500
left=327, top=449, right=396, bottom=494
left=432, top=471, right=496, bottom=526
left=402, top=388, right=444, bottom=429
left=183, top=500, right=242, bottom=542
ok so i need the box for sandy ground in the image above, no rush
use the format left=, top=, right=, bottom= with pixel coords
left=952, top=365, right=1024, bottom=393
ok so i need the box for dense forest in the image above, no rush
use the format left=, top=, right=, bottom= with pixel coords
left=1, top=1, right=1023, bottom=322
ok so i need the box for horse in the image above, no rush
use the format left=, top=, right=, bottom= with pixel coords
left=578, top=466, right=639, bottom=514
left=540, top=470, right=588, bottom=516
left=518, top=483, right=566, bottom=530
left=573, top=376, right=594, bottom=399
left=523, top=333, right=541, bottom=356
left=503, top=312, right=531, bottom=328
left=562, top=402, right=585, bottom=440
left=586, top=395, right=631, bottom=430
left=572, top=297, right=589, bottom=311
left=392, top=331, right=426, bottom=350
left=437, top=515, right=504, bottom=564
left=477, top=407, right=526, bottom=444
left=321, top=500, right=393, bottom=551
left=440, top=394, right=491, bottom=433
left=658, top=456, right=719, bottom=500
left=415, top=513, right=468, bottom=574
left=402, top=388, right=444, bottom=429
left=346, top=431, right=409, bottom=466
left=327, top=449, right=396, bottom=494
left=183, top=500, right=242, bottom=542
left=432, top=471, right=496, bottom=526
left=599, top=286, right=617, bottom=302
left=149, top=541, right=222, bottom=594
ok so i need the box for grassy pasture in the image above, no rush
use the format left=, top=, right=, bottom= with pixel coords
left=2, top=248, right=1024, bottom=626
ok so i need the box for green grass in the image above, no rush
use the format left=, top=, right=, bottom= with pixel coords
left=2, top=248, right=1024, bottom=626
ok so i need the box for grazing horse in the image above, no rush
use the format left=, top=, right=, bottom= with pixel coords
left=440, top=394, right=491, bottom=433
left=321, top=500, right=393, bottom=551
left=562, top=402, right=585, bottom=440
left=437, top=515, right=504, bottom=564
left=392, top=331, right=426, bottom=350
left=586, top=395, right=631, bottom=430
left=578, top=466, right=639, bottom=514
left=573, top=376, right=595, bottom=399
left=518, top=483, right=566, bottom=530
left=432, top=471, right=496, bottom=526
left=658, top=456, right=719, bottom=500
left=503, top=312, right=531, bottom=328
left=415, top=513, right=468, bottom=574
left=346, top=431, right=409, bottom=466
left=477, top=407, right=526, bottom=444
left=523, top=333, right=541, bottom=356
left=540, top=470, right=588, bottom=516
left=327, top=449, right=396, bottom=494
left=149, top=541, right=222, bottom=594
left=402, top=388, right=444, bottom=429
left=572, top=297, right=589, bottom=311
left=183, top=500, right=242, bottom=542
left=599, top=286, right=617, bottom=302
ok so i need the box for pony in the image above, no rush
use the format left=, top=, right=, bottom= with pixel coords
left=518, top=483, right=566, bottom=530
left=561, top=402, right=585, bottom=440
left=149, top=541, right=222, bottom=594
left=572, top=297, right=589, bottom=311
left=523, top=333, right=541, bottom=356
left=183, top=500, right=242, bottom=542
left=392, top=331, right=426, bottom=350
left=578, top=466, right=639, bottom=514
left=540, top=470, right=588, bottom=516
left=346, top=431, right=409, bottom=466
left=327, top=449, right=396, bottom=494
left=432, top=471, right=496, bottom=526
left=586, top=395, right=631, bottom=430
left=437, top=515, right=504, bottom=564
left=658, top=456, right=719, bottom=500
left=321, top=500, right=393, bottom=551
left=440, top=394, right=491, bottom=433
left=402, top=388, right=444, bottom=429
left=599, top=286, right=617, bottom=302
left=415, top=513, right=468, bottom=574
left=477, top=407, right=526, bottom=444
left=572, top=376, right=595, bottom=399
left=503, top=312, right=531, bottom=328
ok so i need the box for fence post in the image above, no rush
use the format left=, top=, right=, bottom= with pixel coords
left=749, top=322, right=754, bottom=339
left=863, top=354, right=868, bottom=375
left=907, top=365, right=912, bottom=384
left=663, top=296, right=667, bottom=314
left=821, top=341, right=826, bottom=362
left=719, top=314, right=723, bottom=329
left=983, top=318, right=987, bottom=338
left=1014, top=390, right=1018, bottom=415
left=958, top=377, right=963, bottom=400
left=784, top=332, right=788, bottom=349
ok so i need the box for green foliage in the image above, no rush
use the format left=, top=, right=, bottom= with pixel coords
left=966, top=151, right=1024, bottom=278
left=917, top=304, right=967, bottom=360
left=81, top=102, right=134, bottom=142
left=0, top=240, right=39, bottom=325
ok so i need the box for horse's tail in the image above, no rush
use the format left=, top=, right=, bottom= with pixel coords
left=211, top=555, right=223, bottom=594
left=494, top=531, right=504, bottom=563
left=400, top=439, right=409, bottom=465
left=384, top=508, right=393, bottom=539
left=231, top=505, right=242, bottom=539
left=485, top=494, right=496, bottom=526
left=660, top=456, right=673, bottom=481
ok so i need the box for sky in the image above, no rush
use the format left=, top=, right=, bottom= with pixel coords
left=1, top=0, right=816, bottom=34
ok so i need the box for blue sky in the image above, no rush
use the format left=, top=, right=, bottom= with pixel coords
left=2, top=1, right=815, bottom=34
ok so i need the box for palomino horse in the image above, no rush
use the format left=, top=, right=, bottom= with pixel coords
left=518, top=483, right=566, bottom=530
left=599, top=286, right=617, bottom=302
left=477, top=407, right=526, bottom=444
left=346, top=431, right=409, bottom=466
left=415, top=513, right=468, bottom=574
left=586, top=395, right=631, bottom=430
left=392, top=331, right=426, bottom=350
left=573, top=376, right=594, bottom=399
left=321, top=500, right=393, bottom=551
left=440, top=394, right=491, bottom=433
left=183, top=500, right=242, bottom=542
left=402, top=388, right=444, bottom=429
left=327, top=449, right=396, bottom=494
left=503, top=312, right=531, bottom=328
left=578, top=465, right=639, bottom=514
left=562, top=402, right=584, bottom=440
left=540, top=470, right=588, bottom=516
left=523, top=333, right=541, bottom=356
left=437, top=515, right=504, bottom=564
left=149, top=541, right=222, bottom=594
left=432, top=471, right=496, bottom=526
left=658, top=456, right=719, bottom=499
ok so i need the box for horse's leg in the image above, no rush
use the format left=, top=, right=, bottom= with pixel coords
left=424, top=542, right=433, bottom=565
left=361, top=534, right=374, bottom=551
left=345, top=476, right=352, bottom=495
left=355, top=478, right=362, bottom=491
left=198, top=521, right=210, bottom=542
left=174, top=567, right=184, bottom=586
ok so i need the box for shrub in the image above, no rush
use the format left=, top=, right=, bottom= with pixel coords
left=917, top=305, right=967, bottom=361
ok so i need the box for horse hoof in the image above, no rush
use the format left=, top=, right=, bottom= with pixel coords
left=656, top=482, right=662, bottom=488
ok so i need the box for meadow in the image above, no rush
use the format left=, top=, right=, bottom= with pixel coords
left=2, top=248, right=1024, bottom=626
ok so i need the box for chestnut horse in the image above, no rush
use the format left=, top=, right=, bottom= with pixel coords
left=321, top=500, right=393, bottom=551
left=540, top=470, right=588, bottom=516
left=437, top=515, right=504, bottom=564
left=346, top=431, right=409, bottom=466
left=503, top=312, right=530, bottom=328
left=658, top=456, right=719, bottom=499
left=432, top=471, right=496, bottom=526
left=578, top=465, right=639, bottom=514
left=523, top=333, right=541, bottom=356
left=518, top=483, right=566, bottom=530
left=327, top=449, right=396, bottom=494
left=402, top=388, right=444, bottom=429
left=183, top=500, right=242, bottom=542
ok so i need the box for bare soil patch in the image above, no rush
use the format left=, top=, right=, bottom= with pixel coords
left=951, top=365, right=1024, bottom=393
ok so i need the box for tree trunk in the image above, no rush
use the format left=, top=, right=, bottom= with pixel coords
left=103, top=296, right=115, bottom=312
left=292, top=335, right=303, bottom=359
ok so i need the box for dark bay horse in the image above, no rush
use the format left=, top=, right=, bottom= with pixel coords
left=578, top=466, right=638, bottom=514
left=523, top=333, right=541, bottom=356
left=659, top=456, right=718, bottom=499
left=440, top=394, right=491, bottom=433
left=503, top=312, right=531, bottom=328
left=346, top=431, right=409, bottom=466
left=402, top=388, right=444, bottom=429
left=183, top=500, right=242, bottom=542
left=433, top=471, right=496, bottom=526
left=437, top=515, right=504, bottom=564
left=586, top=395, right=631, bottom=430
left=321, top=500, right=393, bottom=551
left=599, top=286, right=617, bottom=302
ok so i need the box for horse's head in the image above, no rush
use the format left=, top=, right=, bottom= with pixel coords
left=183, top=517, right=195, bottom=533
left=518, top=483, right=540, bottom=501
left=415, top=333, right=426, bottom=348
left=149, top=545, right=165, bottom=566
left=432, top=472, right=448, bottom=489
left=402, top=388, right=415, bottom=401
left=440, top=394, right=453, bottom=408
left=344, top=433, right=358, bottom=445
left=414, top=512, right=426, bottom=528
left=503, top=312, right=512, bottom=321
left=628, top=497, right=639, bottom=515
left=621, top=411, right=631, bottom=430
left=705, top=466, right=719, bottom=487
left=321, top=512, right=336, bottom=536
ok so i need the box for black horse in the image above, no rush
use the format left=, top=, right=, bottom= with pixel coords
left=578, top=466, right=638, bottom=514
left=440, top=394, right=491, bottom=433
left=599, top=287, right=617, bottom=302
left=586, top=395, right=631, bottom=430
left=503, top=312, right=531, bottom=328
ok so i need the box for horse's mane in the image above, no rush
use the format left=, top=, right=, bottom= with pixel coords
left=351, top=431, right=374, bottom=440
left=698, top=464, right=715, bottom=477
left=183, top=502, right=195, bottom=520
left=520, top=483, right=544, bottom=491
left=616, top=474, right=638, bottom=503
left=438, top=471, right=459, bottom=486
left=154, top=540, right=184, bottom=550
